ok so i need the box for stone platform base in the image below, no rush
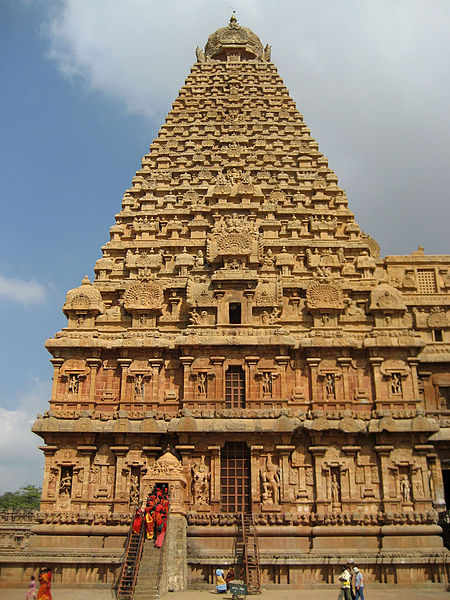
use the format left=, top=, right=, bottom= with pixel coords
left=1, top=518, right=449, bottom=588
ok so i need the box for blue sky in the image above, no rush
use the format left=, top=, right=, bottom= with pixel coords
left=0, top=0, right=449, bottom=493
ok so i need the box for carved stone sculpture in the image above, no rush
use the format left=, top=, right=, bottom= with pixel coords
left=261, top=454, right=280, bottom=505
left=192, top=456, right=210, bottom=506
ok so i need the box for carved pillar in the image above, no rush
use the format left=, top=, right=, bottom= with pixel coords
left=208, top=445, right=221, bottom=512
left=180, top=356, right=194, bottom=402
left=150, top=358, right=164, bottom=404
left=370, top=357, right=383, bottom=402
left=250, top=446, right=263, bottom=512
left=338, top=357, right=352, bottom=402
left=427, top=453, right=446, bottom=508
left=375, top=445, right=394, bottom=511
left=210, top=356, right=225, bottom=403
left=275, top=355, right=290, bottom=400
left=310, top=446, right=327, bottom=510
left=243, top=290, right=255, bottom=324
left=50, top=358, right=64, bottom=403
left=40, top=445, right=58, bottom=502
left=111, top=446, right=129, bottom=509
left=342, top=446, right=360, bottom=503
left=77, top=445, right=97, bottom=501
left=86, top=358, right=101, bottom=408
left=176, top=445, right=196, bottom=508
left=412, top=445, right=433, bottom=506
left=214, top=291, right=225, bottom=325
left=276, top=445, right=295, bottom=504
left=245, top=356, right=260, bottom=402
left=118, top=358, right=132, bottom=405
left=407, top=357, right=420, bottom=399
left=306, top=358, right=321, bottom=404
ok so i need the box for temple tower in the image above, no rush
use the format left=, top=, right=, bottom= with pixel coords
left=17, top=15, right=450, bottom=587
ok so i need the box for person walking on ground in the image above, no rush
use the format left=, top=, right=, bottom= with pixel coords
left=37, top=567, right=52, bottom=600
left=337, top=565, right=352, bottom=600
left=25, top=575, right=36, bottom=599
left=215, top=567, right=227, bottom=594
left=353, top=567, right=364, bottom=600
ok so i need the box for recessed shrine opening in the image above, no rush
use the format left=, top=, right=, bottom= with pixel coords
left=225, top=366, right=245, bottom=408
left=443, top=469, right=450, bottom=509
left=229, top=302, right=241, bottom=324
left=220, top=442, right=250, bottom=513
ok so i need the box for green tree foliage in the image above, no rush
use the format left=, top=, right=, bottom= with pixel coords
left=0, top=485, right=42, bottom=510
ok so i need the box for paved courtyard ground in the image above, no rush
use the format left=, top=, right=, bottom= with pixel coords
left=0, top=586, right=449, bottom=600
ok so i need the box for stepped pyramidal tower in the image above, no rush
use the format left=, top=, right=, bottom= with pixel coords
left=5, top=15, right=450, bottom=590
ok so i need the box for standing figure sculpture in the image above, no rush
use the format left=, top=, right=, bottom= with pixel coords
left=400, top=473, right=411, bottom=502
left=331, top=473, right=340, bottom=503
left=192, top=456, right=210, bottom=506
left=261, top=453, right=280, bottom=504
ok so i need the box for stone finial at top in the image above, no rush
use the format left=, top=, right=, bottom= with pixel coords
left=204, top=14, right=265, bottom=62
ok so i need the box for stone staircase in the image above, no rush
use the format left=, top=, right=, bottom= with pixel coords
left=133, top=542, right=162, bottom=600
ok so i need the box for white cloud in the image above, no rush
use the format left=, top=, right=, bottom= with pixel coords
left=0, top=274, right=46, bottom=305
left=0, top=380, right=49, bottom=494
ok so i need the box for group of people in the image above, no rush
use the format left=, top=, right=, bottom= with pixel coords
left=132, top=486, right=170, bottom=548
left=338, top=564, right=365, bottom=600
left=25, top=567, right=52, bottom=600
left=215, top=566, right=235, bottom=594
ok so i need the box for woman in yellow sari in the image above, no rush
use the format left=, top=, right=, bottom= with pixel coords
left=37, top=567, right=52, bottom=600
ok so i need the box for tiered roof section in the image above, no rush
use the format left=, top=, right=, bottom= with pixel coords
left=46, top=15, right=449, bottom=365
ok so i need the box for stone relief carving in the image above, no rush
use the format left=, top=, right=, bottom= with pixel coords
left=355, top=251, right=376, bottom=278
left=59, top=471, right=72, bottom=498
left=400, top=473, right=411, bottom=503
left=290, top=449, right=314, bottom=500
left=260, top=307, right=281, bottom=325
left=330, top=473, right=340, bottom=503
left=68, top=374, right=79, bottom=395
left=90, top=445, right=116, bottom=499
left=207, top=213, right=260, bottom=263
left=129, top=473, right=140, bottom=506
left=191, top=456, right=210, bottom=506
left=123, top=280, right=164, bottom=311
left=306, top=281, right=344, bottom=310
left=261, top=453, right=280, bottom=505
left=189, top=308, right=208, bottom=325
left=369, top=283, right=406, bottom=311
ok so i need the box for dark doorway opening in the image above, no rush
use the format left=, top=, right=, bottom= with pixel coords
left=220, top=442, right=251, bottom=513
left=229, top=302, right=242, bottom=324
left=153, top=482, right=169, bottom=496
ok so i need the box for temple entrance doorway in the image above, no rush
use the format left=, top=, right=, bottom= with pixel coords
left=220, top=442, right=251, bottom=512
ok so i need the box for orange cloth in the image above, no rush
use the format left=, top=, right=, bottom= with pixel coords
left=37, top=570, right=52, bottom=600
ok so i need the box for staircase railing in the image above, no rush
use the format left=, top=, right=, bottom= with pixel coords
left=115, top=515, right=145, bottom=600
left=240, top=512, right=261, bottom=594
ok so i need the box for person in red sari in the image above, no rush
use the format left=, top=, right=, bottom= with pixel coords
left=132, top=509, right=143, bottom=534
left=37, top=567, right=52, bottom=600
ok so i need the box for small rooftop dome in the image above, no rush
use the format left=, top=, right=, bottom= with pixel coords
left=205, top=14, right=264, bottom=61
